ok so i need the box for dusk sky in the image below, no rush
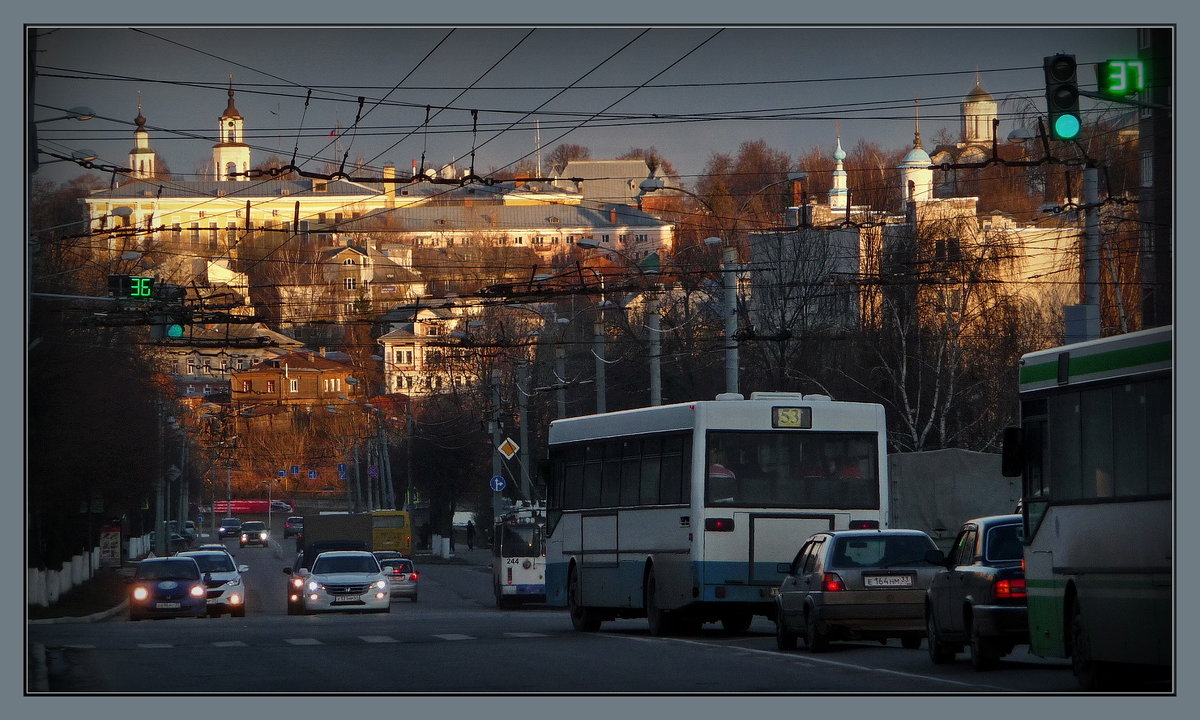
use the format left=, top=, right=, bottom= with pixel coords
left=31, top=26, right=1139, bottom=187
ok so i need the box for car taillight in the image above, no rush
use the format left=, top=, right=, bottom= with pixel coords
left=822, top=573, right=846, bottom=592
left=994, top=578, right=1026, bottom=599
left=848, top=520, right=879, bottom=530
left=409, top=572, right=418, bottom=581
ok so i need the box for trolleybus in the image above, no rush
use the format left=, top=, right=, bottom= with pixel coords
left=492, top=501, right=546, bottom=607
left=544, top=392, right=889, bottom=635
left=1002, top=326, right=1171, bottom=689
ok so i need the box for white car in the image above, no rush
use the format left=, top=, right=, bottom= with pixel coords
left=292, top=551, right=390, bottom=614
left=176, top=550, right=249, bottom=617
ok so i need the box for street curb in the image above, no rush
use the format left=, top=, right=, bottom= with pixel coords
left=29, top=643, right=48, bottom=692
left=28, top=599, right=128, bottom=625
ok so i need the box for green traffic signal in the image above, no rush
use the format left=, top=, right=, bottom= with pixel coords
left=1044, top=53, right=1081, bottom=141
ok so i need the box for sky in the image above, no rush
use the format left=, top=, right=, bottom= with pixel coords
left=30, top=25, right=1141, bottom=189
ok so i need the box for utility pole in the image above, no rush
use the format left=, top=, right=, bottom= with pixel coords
left=518, top=361, right=531, bottom=500
left=593, top=314, right=607, bottom=414
left=647, top=287, right=662, bottom=406
left=490, top=369, right=503, bottom=522
left=722, top=245, right=740, bottom=395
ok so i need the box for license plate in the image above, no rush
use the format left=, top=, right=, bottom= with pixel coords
left=334, top=595, right=359, bottom=602
left=768, top=587, right=780, bottom=597
left=864, top=574, right=914, bottom=588
left=155, top=602, right=182, bottom=609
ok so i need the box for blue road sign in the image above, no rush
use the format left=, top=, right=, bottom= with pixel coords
left=290, top=465, right=300, bottom=475
left=489, top=476, right=506, bottom=492
left=308, top=470, right=318, bottom=479
left=277, top=469, right=286, bottom=478
left=338, top=462, right=348, bottom=479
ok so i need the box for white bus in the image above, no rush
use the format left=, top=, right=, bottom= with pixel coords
left=1002, top=325, right=1171, bottom=689
left=544, top=392, right=889, bottom=635
left=492, top=502, right=546, bottom=608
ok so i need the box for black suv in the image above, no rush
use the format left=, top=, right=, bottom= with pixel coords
left=283, top=540, right=368, bottom=615
left=239, top=520, right=270, bottom=548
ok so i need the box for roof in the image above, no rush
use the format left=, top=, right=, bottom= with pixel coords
left=965, top=83, right=994, bottom=103
left=237, top=350, right=357, bottom=374
left=86, top=177, right=382, bottom=200
left=185, top=322, right=304, bottom=348
left=339, top=202, right=669, bottom=233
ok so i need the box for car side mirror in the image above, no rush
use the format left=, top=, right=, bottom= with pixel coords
left=924, top=549, right=947, bottom=566
left=238, top=565, right=249, bottom=573
left=282, top=567, right=293, bottom=575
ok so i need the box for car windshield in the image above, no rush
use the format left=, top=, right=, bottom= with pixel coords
left=241, top=522, right=266, bottom=531
left=830, top=535, right=934, bottom=569
left=985, top=523, right=1023, bottom=562
left=221, top=519, right=240, bottom=526
left=312, top=555, right=380, bottom=574
left=185, top=554, right=235, bottom=573
left=135, top=560, right=200, bottom=580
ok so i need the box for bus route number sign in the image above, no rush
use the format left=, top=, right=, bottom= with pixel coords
left=771, top=407, right=812, bottom=429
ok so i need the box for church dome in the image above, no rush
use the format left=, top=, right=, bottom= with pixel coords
left=902, top=145, right=931, bottom=166
left=965, top=83, right=994, bottom=103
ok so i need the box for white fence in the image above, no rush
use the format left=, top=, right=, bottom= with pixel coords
left=26, top=533, right=152, bottom=608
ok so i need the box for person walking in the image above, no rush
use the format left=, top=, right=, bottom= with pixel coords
left=466, top=520, right=476, bottom=550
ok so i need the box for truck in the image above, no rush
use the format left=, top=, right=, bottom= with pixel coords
left=297, top=511, right=412, bottom=555
left=212, top=499, right=294, bottom=515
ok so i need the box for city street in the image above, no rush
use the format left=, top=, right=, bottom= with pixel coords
left=29, top=533, right=1084, bottom=694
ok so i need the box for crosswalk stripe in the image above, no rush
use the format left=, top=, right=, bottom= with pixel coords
left=360, top=635, right=398, bottom=643
left=433, top=633, right=474, bottom=641
left=137, top=643, right=172, bottom=649
left=212, top=641, right=247, bottom=647
left=504, top=632, right=547, bottom=638
left=284, top=638, right=323, bottom=645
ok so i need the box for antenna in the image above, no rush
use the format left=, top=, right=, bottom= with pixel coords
left=535, top=118, right=542, bottom=177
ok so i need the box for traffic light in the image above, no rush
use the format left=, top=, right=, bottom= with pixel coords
left=150, top=307, right=192, bottom=340
left=1044, top=53, right=1081, bottom=141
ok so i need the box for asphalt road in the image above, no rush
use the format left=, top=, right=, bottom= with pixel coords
left=26, top=532, right=1118, bottom=695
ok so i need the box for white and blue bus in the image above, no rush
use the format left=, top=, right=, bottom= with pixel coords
left=1003, top=325, right=1172, bottom=689
left=544, top=392, right=889, bottom=635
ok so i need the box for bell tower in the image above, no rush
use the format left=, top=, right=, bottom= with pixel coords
left=212, top=77, right=250, bottom=181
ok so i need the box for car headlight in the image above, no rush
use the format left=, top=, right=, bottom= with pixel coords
left=240, top=534, right=248, bottom=540
left=307, top=581, right=319, bottom=591
left=259, top=532, right=268, bottom=540
left=190, top=584, right=205, bottom=597
left=291, top=577, right=304, bottom=589
left=132, top=586, right=149, bottom=601
left=375, top=580, right=387, bottom=590
left=227, top=576, right=242, bottom=586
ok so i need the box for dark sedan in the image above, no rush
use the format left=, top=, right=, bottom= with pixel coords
left=127, top=557, right=208, bottom=621
left=925, top=514, right=1029, bottom=670
left=217, top=517, right=243, bottom=540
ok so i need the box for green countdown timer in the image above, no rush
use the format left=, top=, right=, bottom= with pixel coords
left=109, top=274, right=157, bottom=300
left=1097, top=59, right=1146, bottom=96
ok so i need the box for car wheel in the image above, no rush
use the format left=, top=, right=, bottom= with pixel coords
left=901, top=634, right=923, bottom=650
left=644, top=570, right=675, bottom=637
left=568, top=565, right=602, bottom=632
left=721, top=612, right=753, bottom=635
left=775, top=616, right=798, bottom=651
left=969, top=618, right=999, bottom=671
left=926, top=611, right=955, bottom=664
left=803, top=608, right=829, bottom=652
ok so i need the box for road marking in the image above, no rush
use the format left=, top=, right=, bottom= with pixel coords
left=360, top=635, right=399, bottom=643
left=284, top=638, right=323, bottom=645
left=504, top=632, right=547, bottom=638
left=433, top=634, right=474, bottom=641
left=63, top=644, right=95, bottom=649
left=212, top=641, right=247, bottom=647
left=137, top=643, right=173, bottom=649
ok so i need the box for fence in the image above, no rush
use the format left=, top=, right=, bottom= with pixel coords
left=26, top=532, right=153, bottom=608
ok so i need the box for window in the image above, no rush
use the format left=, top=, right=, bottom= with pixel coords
left=344, top=258, right=356, bottom=265
left=266, top=380, right=276, bottom=393
left=290, top=379, right=299, bottom=393
left=396, top=349, right=414, bottom=365
left=241, top=380, right=251, bottom=392
left=344, top=278, right=357, bottom=291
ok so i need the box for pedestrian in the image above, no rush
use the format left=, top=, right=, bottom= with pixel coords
left=466, top=520, right=476, bottom=550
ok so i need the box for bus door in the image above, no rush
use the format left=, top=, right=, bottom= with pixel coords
left=579, top=511, right=619, bottom=606
left=747, top=513, right=836, bottom=585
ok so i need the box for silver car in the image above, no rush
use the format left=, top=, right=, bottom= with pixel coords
left=291, top=551, right=390, bottom=614
left=774, top=529, right=941, bottom=652
left=373, top=551, right=418, bottom=602
left=176, top=550, right=249, bottom=617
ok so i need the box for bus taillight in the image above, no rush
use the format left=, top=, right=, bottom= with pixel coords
left=705, top=518, right=734, bottom=532
left=848, top=520, right=879, bottom=530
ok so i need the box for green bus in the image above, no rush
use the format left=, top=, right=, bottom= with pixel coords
left=1003, top=325, right=1172, bottom=689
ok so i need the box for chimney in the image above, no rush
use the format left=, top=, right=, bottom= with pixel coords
left=383, top=165, right=397, bottom=202
left=609, top=207, right=617, bottom=223
left=319, top=346, right=327, bottom=357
